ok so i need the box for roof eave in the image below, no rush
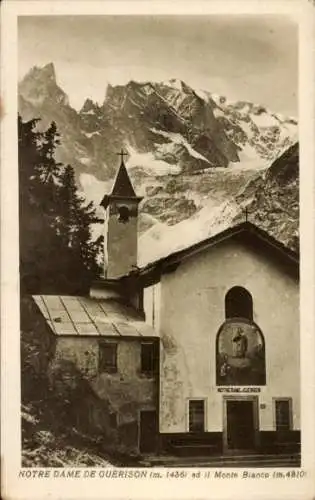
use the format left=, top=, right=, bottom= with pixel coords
left=137, top=222, right=299, bottom=287
left=100, top=194, right=144, bottom=208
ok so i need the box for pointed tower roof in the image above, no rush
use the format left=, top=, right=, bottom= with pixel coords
left=100, top=149, right=143, bottom=208
left=111, top=158, right=137, bottom=197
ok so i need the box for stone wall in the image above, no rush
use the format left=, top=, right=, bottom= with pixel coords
left=48, top=336, right=159, bottom=453
left=21, top=296, right=56, bottom=402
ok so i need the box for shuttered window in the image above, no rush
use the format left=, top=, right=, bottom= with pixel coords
left=189, top=400, right=205, bottom=432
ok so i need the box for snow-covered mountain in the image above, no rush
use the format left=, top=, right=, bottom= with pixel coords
left=139, top=143, right=299, bottom=265
left=18, top=63, right=298, bottom=264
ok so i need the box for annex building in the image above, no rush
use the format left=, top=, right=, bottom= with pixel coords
left=29, top=156, right=300, bottom=460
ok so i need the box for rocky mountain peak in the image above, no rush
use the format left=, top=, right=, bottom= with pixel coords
left=18, top=63, right=299, bottom=262
left=21, top=62, right=56, bottom=86
left=167, top=78, right=185, bottom=91
left=80, top=98, right=100, bottom=114
left=40, top=62, right=56, bottom=81
left=19, top=62, right=69, bottom=108
left=266, top=142, right=299, bottom=184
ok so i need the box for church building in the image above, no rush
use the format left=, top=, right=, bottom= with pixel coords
left=30, top=154, right=300, bottom=461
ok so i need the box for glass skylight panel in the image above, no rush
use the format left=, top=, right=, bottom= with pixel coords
left=33, top=296, right=49, bottom=318
left=68, top=310, right=90, bottom=323
left=114, top=322, right=139, bottom=336
left=43, top=295, right=63, bottom=310
left=95, top=322, right=120, bottom=336
left=53, top=322, right=77, bottom=335
left=75, top=323, right=98, bottom=335
left=61, top=297, right=85, bottom=312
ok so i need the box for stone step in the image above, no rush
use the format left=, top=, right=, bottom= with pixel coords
left=140, top=453, right=301, bottom=467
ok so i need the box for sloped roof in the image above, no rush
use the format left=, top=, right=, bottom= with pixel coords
left=111, top=160, right=136, bottom=197
left=138, top=221, right=299, bottom=287
left=33, top=295, right=157, bottom=338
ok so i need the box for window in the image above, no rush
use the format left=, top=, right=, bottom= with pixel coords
left=188, top=400, right=205, bottom=433
left=141, top=342, right=158, bottom=375
left=99, top=342, right=117, bottom=373
left=225, top=286, right=253, bottom=321
left=275, top=399, right=292, bottom=432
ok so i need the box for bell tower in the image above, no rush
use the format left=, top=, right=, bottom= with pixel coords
left=100, top=149, right=143, bottom=279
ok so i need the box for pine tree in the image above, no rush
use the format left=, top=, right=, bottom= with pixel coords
left=57, top=164, right=103, bottom=293
left=18, top=115, right=103, bottom=294
left=18, top=115, right=55, bottom=292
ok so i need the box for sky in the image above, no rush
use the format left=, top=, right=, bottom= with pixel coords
left=18, top=15, right=298, bottom=116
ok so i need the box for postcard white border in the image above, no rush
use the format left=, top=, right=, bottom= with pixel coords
left=1, top=1, right=315, bottom=499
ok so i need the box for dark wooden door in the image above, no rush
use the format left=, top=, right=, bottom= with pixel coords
left=275, top=400, right=291, bottom=431
left=275, top=399, right=292, bottom=442
left=226, top=401, right=256, bottom=450
left=139, top=410, right=158, bottom=453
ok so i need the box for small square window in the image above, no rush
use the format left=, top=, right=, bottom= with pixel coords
left=99, top=342, right=117, bottom=373
left=141, top=342, right=158, bottom=376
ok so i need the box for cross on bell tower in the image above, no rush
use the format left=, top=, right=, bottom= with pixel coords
left=100, top=149, right=143, bottom=279
left=244, top=207, right=250, bottom=222
left=241, top=204, right=256, bottom=223
left=116, top=148, right=128, bottom=165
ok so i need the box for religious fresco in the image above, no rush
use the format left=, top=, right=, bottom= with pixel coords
left=216, top=320, right=266, bottom=386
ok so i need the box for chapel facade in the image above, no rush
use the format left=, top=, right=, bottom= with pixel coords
left=141, top=222, right=300, bottom=456
left=29, top=154, right=300, bottom=460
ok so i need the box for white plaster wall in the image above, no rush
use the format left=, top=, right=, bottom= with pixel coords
left=156, top=239, right=299, bottom=433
